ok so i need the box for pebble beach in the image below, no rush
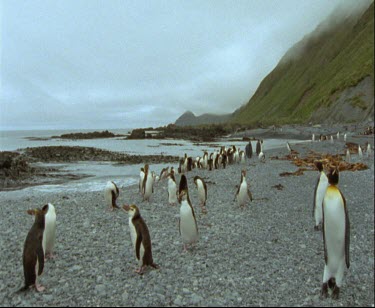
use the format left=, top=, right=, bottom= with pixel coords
left=0, top=135, right=374, bottom=307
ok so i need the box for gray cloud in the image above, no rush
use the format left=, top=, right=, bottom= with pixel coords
left=1, top=0, right=369, bottom=130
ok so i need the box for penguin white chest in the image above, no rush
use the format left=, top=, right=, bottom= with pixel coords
left=323, top=193, right=346, bottom=269
left=144, top=176, right=154, bottom=199
left=43, top=206, right=56, bottom=255
left=315, top=173, right=329, bottom=223
left=128, top=218, right=145, bottom=265
left=197, top=181, right=206, bottom=203
left=180, top=201, right=198, bottom=244
left=238, top=181, right=248, bottom=205
left=168, top=179, right=177, bottom=203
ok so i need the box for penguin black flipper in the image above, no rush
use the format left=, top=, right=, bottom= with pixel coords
left=247, top=189, right=253, bottom=202
left=135, top=230, right=143, bottom=261
left=312, top=176, right=320, bottom=218
left=340, top=190, right=350, bottom=269
left=37, top=244, right=44, bottom=276
left=111, top=191, right=120, bottom=209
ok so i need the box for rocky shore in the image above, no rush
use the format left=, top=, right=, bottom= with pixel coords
left=0, top=131, right=373, bottom=307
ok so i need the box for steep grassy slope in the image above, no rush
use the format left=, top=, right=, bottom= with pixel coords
left=233, top=2, right=374, bottom=126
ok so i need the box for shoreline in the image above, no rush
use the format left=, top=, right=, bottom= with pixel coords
left=0, top=136, right=373, bottom=307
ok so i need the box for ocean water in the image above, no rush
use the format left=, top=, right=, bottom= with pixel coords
left=0, top=129, right=308, bottom=193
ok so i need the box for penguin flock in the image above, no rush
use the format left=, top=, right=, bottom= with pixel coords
left=18, top=136, right=366, bottom=300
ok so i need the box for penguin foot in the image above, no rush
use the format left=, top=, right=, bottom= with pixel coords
left=45, top=253, right=56, bottom=260
left=332, top=286, right=340, bottom=300
left=314, top=225, right=321, bottom=232
left=151, top=263, right=160, bottom=270
left=134, top=267, right=145, bottom=275
left=320, top=283, right=328, bottom=299
left=328, top=278, right=336, bottom=289
left=35, top=284, right=45, bottom=292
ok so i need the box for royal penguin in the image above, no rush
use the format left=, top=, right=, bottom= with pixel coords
left=345, top=149, right=351, bottom=163
left=330, top=136, right=334, bottom=143
left=343, top=133, right=347, bottom=142
left=321, top=167, right=350, bottom=300
left=366, top=143, right=371, bottom=158
left=19, top=207, right=48, bottom=292
left=167, top=172, right=178, bottom=206
left=336, top=132, right=340, bottom=140
left=139, top=167, right=145, bottom=194
left=258, top=151, right=266, bottom=163
left=245, top=141, right=253, bottom=159
left=358, top=145, right=363, bottom=160
left=178, top=175, right=199, bottom=252
left=256, top=140, right=262, bottom=156
left=193, top=176, right=208, bottom=214
left=104, top=181, right=120, bottom=211
left=235, top=169, right=253, bottom=207
left=312, top=162, right=328, bottom=231
left=239, top=150, right=246, bottom=164
left=159, top=167, right=169, bottom=182
left=123, top=204, right=159, bottom=275
left=42, top=203, right=56, bottom=260
left=142, top=164, right=154, bottom=202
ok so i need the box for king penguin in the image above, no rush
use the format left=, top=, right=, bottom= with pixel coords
left=235, top=169, right=253, bottom=208
left=194, top=176, right=208, bottom=214
left=167, top=172, right=178, bottom=206
left=312, top=162, right=328, bottom=231
left=19, top=207, right=48, bottom=292
left=104, top=181, right=120, bottom=211
left=178, top=175, right=199, bottom=252
left=123, top=204, right=159, bottom=275
left=321, top=166, right=350, bottom=300
left=42, top=203, right=56, bottom=260
left=256, top=140, right=262, bottom=156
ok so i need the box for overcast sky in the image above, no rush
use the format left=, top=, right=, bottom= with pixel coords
left=0, top=0, right=370, bottom=130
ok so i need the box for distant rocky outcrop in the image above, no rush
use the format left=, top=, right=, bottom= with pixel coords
left=175, top=111, right=232, bottom=127
left=52, top=130, right=126, bottom=139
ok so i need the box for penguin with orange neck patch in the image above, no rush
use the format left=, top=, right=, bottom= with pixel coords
left=321, top=166, right=350, bottom=300
left=123, top=204, right=159, bottom=275
left=19, top=206, right=48, bottom=292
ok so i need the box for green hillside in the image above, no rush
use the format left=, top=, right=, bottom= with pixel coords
left=233, top=2, right=374, bottom=126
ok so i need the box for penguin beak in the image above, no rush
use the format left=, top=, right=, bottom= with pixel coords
left=122, top=204, right=130, bottom=212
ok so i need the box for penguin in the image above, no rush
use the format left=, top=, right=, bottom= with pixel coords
left=159, top=167, right=169, bottom=181
left=233, top=146, right=240, bottom=163
left=202, top=151, right=208, bottom=169
left=343, top=133, right=347, bottom=142
left=345, top=149, right=351, bottom=163
left=42, top=203, right=56, bottom=260
left=337, top=132, right=340, bottom=140
left=366, top=143, right=371, bottom=158
left=286, top=142, right=292, bottom=153
left=312, top=134, right=315, bottom=142
left=142, top=164, right=154, bottom=202
left=187, top=157, right=194, bottom=172
left=321, top=167, right=350, bottom=300
left=104, top=181, right=120, bottom=211
left=358, top=145, right=363, bottom=160
left=258, top=151, right=266, bottom=163
left=330, top=136, right=334, bottom=143
left=256, top=140, right=262, bottom=156
left=123, top=204, right=159, bottom=275
left=312, top=161, right=328, bottom=231
left=167, top=172, right=178, bottom=206
left=194, top=176, right=208, bottom=214
left=178, top=175, right=199, bottom=252
left=245, top=141, right=253, bottom=159
left=19, top=206, right=48, bottom=292
left=139, top=167, right=145, bottom=194
left=235, top=169, right=253, bottom=208
left=239, top=150, right=246, bottom=164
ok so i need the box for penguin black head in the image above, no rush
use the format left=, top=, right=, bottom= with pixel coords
left=27, top=207, right=48, bottom=227
left=315, top=161, right=324, bottom=172
left=327, top=167, right=339, bottom=185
